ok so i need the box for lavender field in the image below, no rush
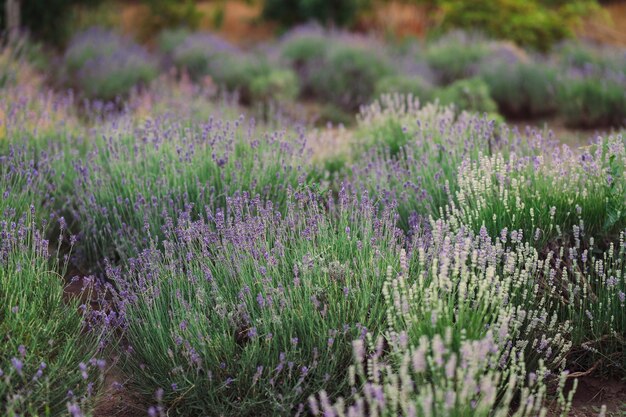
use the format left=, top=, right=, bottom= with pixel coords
left=1, top=23, right=626, bottom=417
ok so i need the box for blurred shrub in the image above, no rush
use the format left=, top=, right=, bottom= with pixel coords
left=310, top=45, right=391, bottom=111
left=214, top=55, right=299, bottom=105
left=165, top=33, right=298, bottom=106
left=169, top=32, right=237, bottom=80
left=250, top=69, right=299, bottom=103
left=158, top=28, right=192, bottom=55
left=557, top=75, right=626, bottom=128
left=480, top=61, right=559, bottom=118
left=434, top=77, right=498, bottom=115
left=262, top=0, right=367, bottom=27
left=425, top=32, right=490, bottom=84
left=374, top=75, right=433, bottom=102
left=432, top=0, right=599, bottom=50
left=317, top=104, right=355, bottom=126
left=556, top=41, right=626, bottom=74
left=62, top=28, right=158, bottom=100
left=280, top=31, right=328, bottom=97
left=279, top=27, right=392, bottom=110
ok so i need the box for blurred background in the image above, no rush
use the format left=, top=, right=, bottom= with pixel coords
left=3, top=0, right=626, bottom=46
left=1, top=0, right=626, bottom=134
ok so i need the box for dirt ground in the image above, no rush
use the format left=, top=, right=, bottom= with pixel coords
left=559, top=377, right=626, bottom=417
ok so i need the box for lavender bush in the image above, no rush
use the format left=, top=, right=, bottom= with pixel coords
left=311, top=331, right=574, bottom=417
left=425, top=31, right=491, bottom=85
left=348, top=96, right=546, bottom=231
left=168, top=31, right=239, bottom=81
left=0, top=146, right=60, bottom=226
left=374, top=75, right=433, bottom=103
left=111, top=189, right=404, bottom=416
left=0, top=213, right=107, bottom=416
left=279, top=25, right=328, bottom=98
left=62, top=28, right=158, bottom=100
left=479, top=61, right=559, bottom=118
left=556, top=73, right=626, bottom=128
left=167, top=32, right=298, bottom=107
left=433, top=77, right=498, bottom=115
left=279, top=26, right=393, bottom=111
left=444, top=134, right=626, bottom=247
left=70, top=115, right=310, bottom=265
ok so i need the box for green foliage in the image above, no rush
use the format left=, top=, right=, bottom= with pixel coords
left=432, top=0, right=599, bottom=50
left=425, top=32, right=490, bottom=84
left=157, top=28, right=191, bottom=55
left=263, top=0, right=367, bottom=27
left=556, top=41, right=626, bottom=74
left=167, top=33, right=296, bottom=105
left=351, top=97, right=535, bottom=231
left=0, top=0, right=101, bottom=45
left=480, top=61, right=559, bottom=118
left=280, top=31, right=393, bottom=110
left=212, top=55, right=298, bottom=105
left=434, top=77, right=498, bottom=115
left=557, top=76, right=626, bottom=128
left=280, top=35, right=327, bottom=65
left=250, top=68, right=299, bottom=103
left=310, top=45, right=391, bottom=111
left=0, top=42, right=42, bottom=89
left=139, top=0, right=202, bottom=39
left=374, top=75, right=433, bottom=102
left=316, top=104, right=355, bottom=127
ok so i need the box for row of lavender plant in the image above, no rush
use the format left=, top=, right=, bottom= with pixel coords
left=81, top=108, right=621, bottom=416
left=76, top=94, right=622, bottom=416
left=2, top=49, right=625, bottom=415
left=57, top=26, right=626, bottom=128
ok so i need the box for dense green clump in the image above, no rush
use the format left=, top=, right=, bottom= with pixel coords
left=309, top=45, right=392, bottom=112
left=425, top=32, right=490, bottom=84
left=557, top=76, right=626, bottom=128
left=434, top=77, right=498, bottom=115
left=166, top=33, right=299, bottom=106
left=480, top=61, right=559, bottom=118
left=375, top=74, right=433, bottom=102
